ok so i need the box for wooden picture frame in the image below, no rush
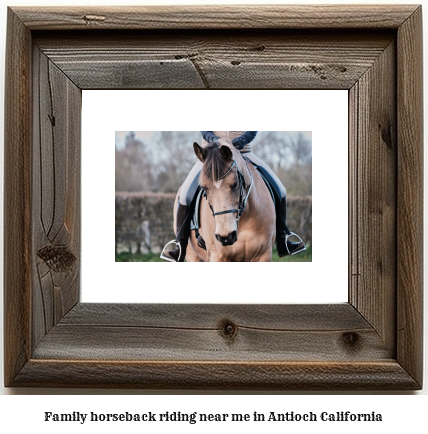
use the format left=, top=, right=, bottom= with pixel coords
left=4, top=5, right=423, bottom=390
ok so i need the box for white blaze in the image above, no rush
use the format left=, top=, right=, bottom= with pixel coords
left=213, top=179, right=223, bottom=190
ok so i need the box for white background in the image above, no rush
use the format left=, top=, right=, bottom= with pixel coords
left=82, top=90, right=348, bottom=304
left=0, top=0, right=427, bottom=431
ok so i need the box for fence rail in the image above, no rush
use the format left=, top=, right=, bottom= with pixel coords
left=115, top=192, right=312, bottom=254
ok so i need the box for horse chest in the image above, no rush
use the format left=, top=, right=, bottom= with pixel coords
left=206, top=236, right=270, bottom=262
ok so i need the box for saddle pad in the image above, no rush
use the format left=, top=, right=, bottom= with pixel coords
left=243, top=157, right=281, bottom=204
left=189, top=188, right=207, bottom=251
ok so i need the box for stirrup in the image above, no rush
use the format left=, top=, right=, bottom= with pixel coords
left=285, top=232, right=306, bottom=256
left=160, top=239, right=182, bottom=262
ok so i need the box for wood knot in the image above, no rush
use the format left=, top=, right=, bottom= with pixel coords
left=378, top=122, right=393, bottom=149
left=341, top=332, right=361, bottom=351
left=83, top=15, right=106, bottom=23
left=219, top=320, right=238, bottom=340
left=175, top=53, right=197, bottom=60
left=37, top=245, right=76, bottom=272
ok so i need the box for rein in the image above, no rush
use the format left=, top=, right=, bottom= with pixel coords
left=203, top=158, right=253, bottom=225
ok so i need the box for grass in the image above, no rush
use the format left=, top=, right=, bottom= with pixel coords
left=271, top=245, right=311, bottom=262
left=115, top=251, right=164, bottom=262
left=116, top=245, right=312, bottom=262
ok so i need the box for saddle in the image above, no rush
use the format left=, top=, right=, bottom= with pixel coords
left=189, top=158, right=281, bottom=251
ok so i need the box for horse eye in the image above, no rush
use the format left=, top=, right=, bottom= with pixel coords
left=231, top=182, right=238, bottom=190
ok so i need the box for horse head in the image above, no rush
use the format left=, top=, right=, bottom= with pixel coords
left=194, top=140, right=248, bottom=247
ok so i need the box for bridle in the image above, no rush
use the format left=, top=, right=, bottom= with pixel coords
left=203, top=158, right=253, bottom=226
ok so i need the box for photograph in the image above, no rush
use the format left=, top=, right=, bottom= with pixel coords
left=115, top=131, right=312, bottom=263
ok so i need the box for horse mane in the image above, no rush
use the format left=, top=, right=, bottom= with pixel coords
left=200, top=140, right=241, bottom=182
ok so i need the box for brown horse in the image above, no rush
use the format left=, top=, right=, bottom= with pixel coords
left=174, top=139, right=275, bottom=262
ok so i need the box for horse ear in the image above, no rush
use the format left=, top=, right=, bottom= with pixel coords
left=193, top=142, right=207, bottom=162
left=220, top=145, right=233, bottom=160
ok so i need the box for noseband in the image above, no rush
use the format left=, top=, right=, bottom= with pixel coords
left=203, top=158, right=253, bottom=225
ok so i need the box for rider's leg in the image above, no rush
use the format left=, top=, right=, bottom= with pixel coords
left=275, top=195, right=306, bottom=257
left=245, top=152, right=306, bottom=257
left=160, top=161, right=203, bottom=262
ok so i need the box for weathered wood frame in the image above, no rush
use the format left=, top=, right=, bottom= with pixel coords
left=4, top=5, right=423, bottom=390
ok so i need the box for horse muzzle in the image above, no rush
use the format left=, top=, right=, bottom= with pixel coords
left=215, top=230, right=237, bottom=246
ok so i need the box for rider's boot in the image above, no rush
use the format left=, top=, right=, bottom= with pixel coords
left=160, top=203, right=190, bottom=262
left=276, top=196, right=306, bottom=257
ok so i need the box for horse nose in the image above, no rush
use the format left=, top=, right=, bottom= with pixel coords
left=216, top=231, right=237, bottom=246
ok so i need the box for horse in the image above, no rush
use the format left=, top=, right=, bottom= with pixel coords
left=173, top=139, right=276, bottom=262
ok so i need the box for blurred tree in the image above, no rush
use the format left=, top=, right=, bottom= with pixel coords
left=254, top=131, right=312, bottom=196
left=115, top=131, right=312, bottom=196
left=115, top=131, right=154, bottom=192
left=152, top=131, right=199, bottom=193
